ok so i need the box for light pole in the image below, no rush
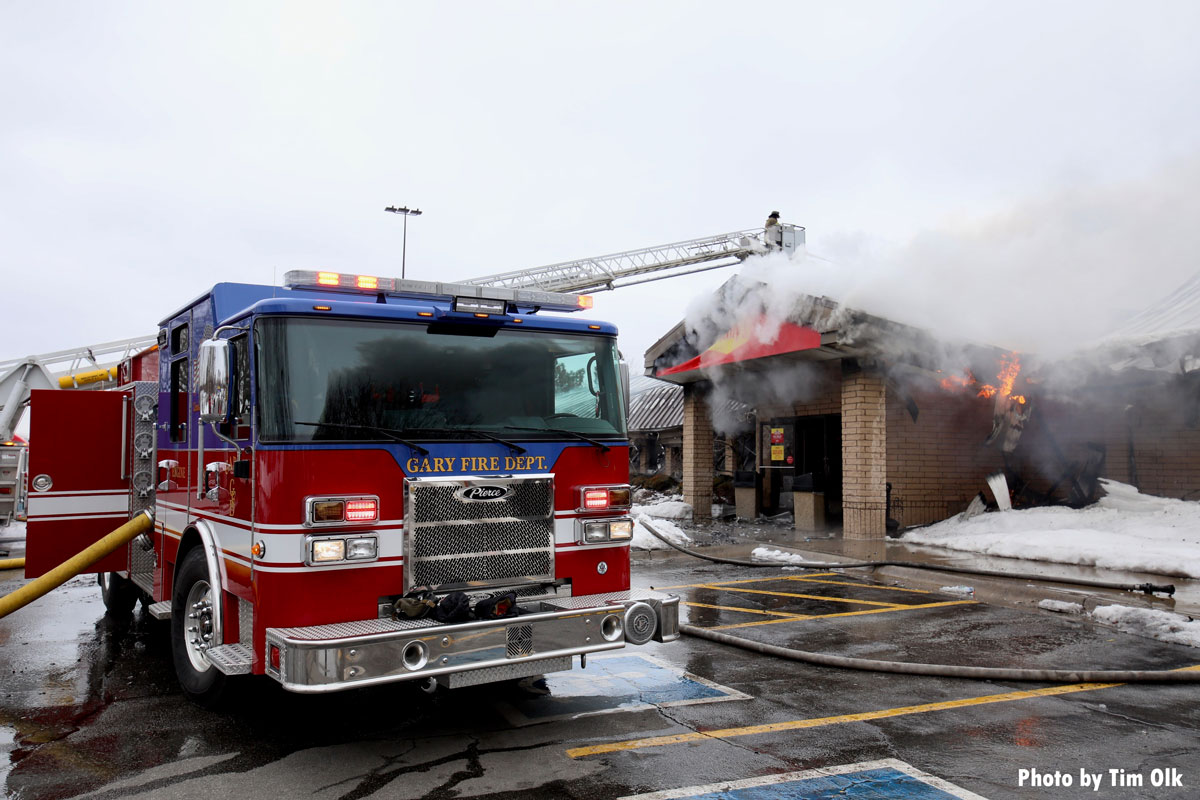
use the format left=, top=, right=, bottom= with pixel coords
left=384, top=205, right=423, bottom=279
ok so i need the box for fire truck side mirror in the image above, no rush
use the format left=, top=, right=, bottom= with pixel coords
left=197, top=338, right=231, bottom=424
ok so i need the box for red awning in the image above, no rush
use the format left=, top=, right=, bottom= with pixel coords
left=658, top=315, right=821, bottom=379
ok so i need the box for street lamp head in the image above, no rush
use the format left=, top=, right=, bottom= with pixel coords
left=385, top=205, right=422, bottom=216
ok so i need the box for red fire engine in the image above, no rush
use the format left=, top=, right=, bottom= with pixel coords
left=24, top=271, right=678, bottom=702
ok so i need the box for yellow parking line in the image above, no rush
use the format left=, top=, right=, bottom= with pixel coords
left=698, top=585, right=905, bottom=608
left=656, top=573, right=837, bottom=591
left=709, top=600, right=975, bottom=630
left=566, top=681, right=1120, bottom=758
left=683, top=602, right=811, bottom=619
left=785, top=576, right=936, bottom=595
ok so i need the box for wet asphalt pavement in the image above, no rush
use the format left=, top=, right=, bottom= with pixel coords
left=2, top=541, right=1199, bottom=800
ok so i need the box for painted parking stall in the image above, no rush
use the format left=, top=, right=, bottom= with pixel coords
left=618, top=759, right=990, bottom=800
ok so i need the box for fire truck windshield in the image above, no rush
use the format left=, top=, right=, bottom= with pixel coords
left=256, top=317, right=627, bottom=443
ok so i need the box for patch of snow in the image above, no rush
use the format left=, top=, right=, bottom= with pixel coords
left=633, top=500, right=693, bottom=521
left=750, top=547, right=840, bottom=567
left=1038, top=599, right=1084, bottom=614
left=1090, top=604, right=1200, bottom=649
left=902, top=479, right=1200, bottom=579
left=939, top=585, right=975, bottom=596
left=631, top=514, right=692, bottom=551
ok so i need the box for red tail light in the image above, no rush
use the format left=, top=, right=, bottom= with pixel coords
left=345, top=499, right=379, bottom=522
left=583, top=489, right=609, bottom=510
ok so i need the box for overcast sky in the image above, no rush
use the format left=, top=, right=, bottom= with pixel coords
left=4, top=1, right=1200, bottom=372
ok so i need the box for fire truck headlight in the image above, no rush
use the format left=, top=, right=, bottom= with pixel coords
left=579, top=518, right=635, bottom=544
left=311, top=539, right=346, bottom=563
left=608, top=519, right=633, bottom=540
left=583, top=522, right=610, bottom=543
left=345, top=537, right=377, bottom=560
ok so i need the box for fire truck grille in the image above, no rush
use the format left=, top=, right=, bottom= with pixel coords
left=409, top=479, right=552, bottom=523
left=410, top=548, right=553, bottom=588
left=411, top=520, right=550, bottom=559
left=405, top=475, right=555, bottom=591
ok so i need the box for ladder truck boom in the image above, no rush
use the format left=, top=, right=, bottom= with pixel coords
left=461, top=223, right=804, bottom=293
left=0, top=335, right=156, bottom=526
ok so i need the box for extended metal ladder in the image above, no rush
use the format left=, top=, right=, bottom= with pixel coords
left=0, top=334, right=157, bottom=440
left=462, top=224, right=804, bottom=293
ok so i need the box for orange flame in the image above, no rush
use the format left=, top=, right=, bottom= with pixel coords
left=939, top=372, right=973, bottom=391
left=977, top=352, right=1026, bottom=404
left=939, top=353, right=1026, bottom=404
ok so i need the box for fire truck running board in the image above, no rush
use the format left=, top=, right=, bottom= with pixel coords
left=206, top=644, right=254, bottom=676
left=147, top=601, right=172, bottom=620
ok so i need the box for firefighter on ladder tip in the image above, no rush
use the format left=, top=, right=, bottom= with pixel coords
left=765, top=211, right=783, bottom=250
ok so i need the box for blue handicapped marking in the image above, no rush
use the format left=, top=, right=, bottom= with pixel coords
left=678, top=768, right=965, bottom=800
left=503, top=654, right=742, bottom=722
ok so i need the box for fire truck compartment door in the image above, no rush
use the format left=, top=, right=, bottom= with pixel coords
left=25, top=388, right=132, bottom=578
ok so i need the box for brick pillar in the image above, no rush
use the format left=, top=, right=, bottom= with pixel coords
left=683, top=383, right=714, bottom=521
left=841, top=364, right=886, bottom=538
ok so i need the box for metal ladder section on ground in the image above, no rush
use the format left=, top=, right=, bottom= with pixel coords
left=0, top=335, right=157, bottom=525
left=461, top=223, right=805, bottom=294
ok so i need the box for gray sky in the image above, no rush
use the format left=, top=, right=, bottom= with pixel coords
left=4, top=1, right=1200, bottom=369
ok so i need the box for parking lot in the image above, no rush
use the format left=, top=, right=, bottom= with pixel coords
left=2, top=549, right=1198, bottom=799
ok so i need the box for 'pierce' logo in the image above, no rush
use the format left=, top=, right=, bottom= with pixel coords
left=457, top=485, right=511, bottom=502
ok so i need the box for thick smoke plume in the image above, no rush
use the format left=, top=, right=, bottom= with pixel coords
left=680, top=155, right=1200, bottom=434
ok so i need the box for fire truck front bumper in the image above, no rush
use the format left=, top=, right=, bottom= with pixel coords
left=263, top=590, right=679, bottom=693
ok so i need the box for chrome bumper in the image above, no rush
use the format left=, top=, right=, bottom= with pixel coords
left=264, top=590, right=679, bottom=693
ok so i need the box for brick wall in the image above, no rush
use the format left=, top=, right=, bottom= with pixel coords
left=886, top=388, right=1004, bottom=527
left=682, top=385, right=714, bottom=520
left=1027, top=392, right=1200, bottom=502
left=842, top=366, right=887, bottom=538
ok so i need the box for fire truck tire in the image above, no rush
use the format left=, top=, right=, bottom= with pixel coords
left=98, top=572, right=138, bottom=616
left=171, top=549, right=227, bottom=705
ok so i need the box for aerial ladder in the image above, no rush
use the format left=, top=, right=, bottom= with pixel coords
left=461, top=222, right=804, bottom=293
left=0, top=335, right=157, bottom=526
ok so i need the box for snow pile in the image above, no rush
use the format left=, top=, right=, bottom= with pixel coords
left=750, top=546, right=840, bottom=567
left=1090, top=604, right=1200, bottom=649
left=902, top=480, right=1200, bottom=579
left=634, top=499, right=693, bottom=520
left=939, top=585, right=975, bottom=597
left=1038, top=599, right=1084, bottom=614
left=631, top=514, right=692, bottom=551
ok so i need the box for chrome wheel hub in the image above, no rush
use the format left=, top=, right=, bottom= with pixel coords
left=183, top=580, right=214, bottom=672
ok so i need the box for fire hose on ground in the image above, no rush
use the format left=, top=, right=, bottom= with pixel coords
left=0, top=510, right=154, bottom=620
left=0, top=559, right=24, bottom=571
left=637, top=516, right=1200, bottom=683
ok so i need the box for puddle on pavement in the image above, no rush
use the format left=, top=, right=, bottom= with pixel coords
left=495, top=652, right=749, bottom=726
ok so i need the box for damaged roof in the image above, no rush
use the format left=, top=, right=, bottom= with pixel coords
left=643, top=274, right=991, bottom=385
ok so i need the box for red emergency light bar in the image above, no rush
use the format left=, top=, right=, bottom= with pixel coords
left=282, top=270, right=593, bottom=313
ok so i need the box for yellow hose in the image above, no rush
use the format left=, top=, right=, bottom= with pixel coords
left=0, top=511, right=153, bottom=619
left=0, top=558, right=24, bottom=571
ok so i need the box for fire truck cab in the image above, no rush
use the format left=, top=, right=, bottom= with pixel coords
left=26, top=270, right=677, bottom=701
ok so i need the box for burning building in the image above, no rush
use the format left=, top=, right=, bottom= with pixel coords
left=643, top=272, right=1200, bottom=538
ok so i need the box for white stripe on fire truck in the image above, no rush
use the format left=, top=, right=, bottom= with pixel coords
left=27, top=493, right=129, bottom=516
left=28, top=489, right=127, bottom=497
left=28, top=512, right=130, bottom=523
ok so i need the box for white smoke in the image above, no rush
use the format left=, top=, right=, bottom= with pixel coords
left=675, top=156, right=1200, bottom=431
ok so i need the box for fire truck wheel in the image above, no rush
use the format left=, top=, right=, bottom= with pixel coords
left=98, top=572, right=138, bottom=616
left=171, top=549, right=227, bottom=704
